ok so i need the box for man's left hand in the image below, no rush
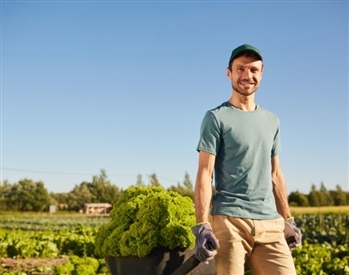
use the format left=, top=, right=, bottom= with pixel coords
left=284, top=217, right=302, bottom=249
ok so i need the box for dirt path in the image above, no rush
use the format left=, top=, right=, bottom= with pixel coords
left=1, top=257, right=67, bottom=274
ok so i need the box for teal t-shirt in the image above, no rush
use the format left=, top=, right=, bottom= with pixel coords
left=196, top=101, right=281, bottom=219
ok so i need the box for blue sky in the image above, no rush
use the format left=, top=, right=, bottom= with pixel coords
left=1, top=1, right=348, bottom=194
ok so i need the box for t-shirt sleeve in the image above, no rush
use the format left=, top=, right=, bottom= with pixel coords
left=271, top=118, right=281, bottom=157
left=196, top=111, right=221, bottom=155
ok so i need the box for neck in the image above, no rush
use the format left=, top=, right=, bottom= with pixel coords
left=229, top=93, right=256, bottom=111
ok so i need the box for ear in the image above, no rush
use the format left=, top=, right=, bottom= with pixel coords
left=226, top=67, right=232, bottom=79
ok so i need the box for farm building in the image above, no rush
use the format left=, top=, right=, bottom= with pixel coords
left=83, top=203, right=112, bottom=214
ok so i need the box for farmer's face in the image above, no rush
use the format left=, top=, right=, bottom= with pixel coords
left=227, top=55, right=263, bottom=96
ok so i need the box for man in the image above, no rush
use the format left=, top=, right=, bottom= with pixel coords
left=191, top=44, right=301, bottom=275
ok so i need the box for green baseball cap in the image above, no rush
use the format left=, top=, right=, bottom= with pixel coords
left=228, top=44, right=263, bottom=65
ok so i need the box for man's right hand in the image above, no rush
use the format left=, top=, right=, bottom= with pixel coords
left=191, top=222, right=220, bottom=264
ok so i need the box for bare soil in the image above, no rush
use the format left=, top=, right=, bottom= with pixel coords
left=1, top=257, right=67, bottom=274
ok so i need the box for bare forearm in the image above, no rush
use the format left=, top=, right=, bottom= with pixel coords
left=194, top=168, right=212, bottom=223
left=272, top=170, right=292, bottom=219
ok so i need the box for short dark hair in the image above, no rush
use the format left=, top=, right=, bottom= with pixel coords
left=228, top=51, right=263, bottom=70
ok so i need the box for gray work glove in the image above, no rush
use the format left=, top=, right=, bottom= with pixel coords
left=191, top=222, right=220, bottom=264
left=284, top=217, right=302, bottom=250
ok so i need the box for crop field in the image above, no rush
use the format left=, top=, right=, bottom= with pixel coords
left=0, top=210, right=348, bottom=275
left=291, top=206, right=349, bottom=215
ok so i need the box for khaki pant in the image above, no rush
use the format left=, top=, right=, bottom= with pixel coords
left=211, top=215, right=297, bottom=275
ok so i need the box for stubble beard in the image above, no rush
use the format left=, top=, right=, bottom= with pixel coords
left=232, top=82, right=258, bottom=97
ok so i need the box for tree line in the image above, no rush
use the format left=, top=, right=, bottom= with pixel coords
left=0, top=170, right=194, bottom=212
left=0, top=169, right=348, bottom=212
left=288, top=182, right=349, bottom=207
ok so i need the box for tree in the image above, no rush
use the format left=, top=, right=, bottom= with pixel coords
left=308, top=184, right=320, bottom=207
left=0, top=180, right=13, bottom=211
left=148, top=173, right=161, bottom=186
left=88, top=170, right=121, bottom=204
left=167, top=172, right=194, bottom=200
left=32, top=181, right=51, bottom=211
left=59, top=170, right=123, bottom=211
left=319, top=182, right=333, bottom=206
left=183, top=171, right=193, bottom=190
left=3, top=179, right=51, bottom=212
left=288, top=191, right=309, bottom=207
left=136, top=174, right=145, bottom=186
left=2, top=182, right=22, bottom=211
left=50, top=192, right=70, bottom=210
left=329, top=185, right=347, bottom=206
left=68, top=182, right=93, bottom=211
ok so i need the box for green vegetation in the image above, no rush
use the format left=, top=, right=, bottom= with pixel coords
left=0, top=216, right=108, bottom=231
left=0, top=170, right=194, bottom=213
left=1, top=171, right=348, bottom=274
left=94, top=186, right=196, bottom=258
left=293, top=243, right=349, bottom=275
left=0, top=211, right=348, bottom=274
left=1, top=169, right=347, bottom=214
left=293, top=213, right=349, bottom=274
left=288, top=182, right=349, bottom=207
left=0, top=227, right=96, bottom=258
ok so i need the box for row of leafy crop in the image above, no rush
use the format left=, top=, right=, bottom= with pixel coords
left=293, top=242, right=349, bottom=275
left=292, top=213, right=349, bottom=274
left=0, top=216, right=109, bottom=231
left=1, top=214, right=348, bottom=275
left=1, top=215, right=348, bottom=255
left=1, top=231, right=348, bottom=275
left=3, top=213, right=345, bottom=241
left=294, top=214, right=349, bottom=246
left=245, top=242, right=349, bottom=275
left=0, top=227, right=96, bottom=259
left=1, top=255, right=109, bottom=275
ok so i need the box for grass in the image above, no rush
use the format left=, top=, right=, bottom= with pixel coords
left=291, top=206, right=349, bottom=215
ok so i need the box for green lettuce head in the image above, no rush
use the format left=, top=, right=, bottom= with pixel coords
left=94, top=186, right=196, bottom=258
